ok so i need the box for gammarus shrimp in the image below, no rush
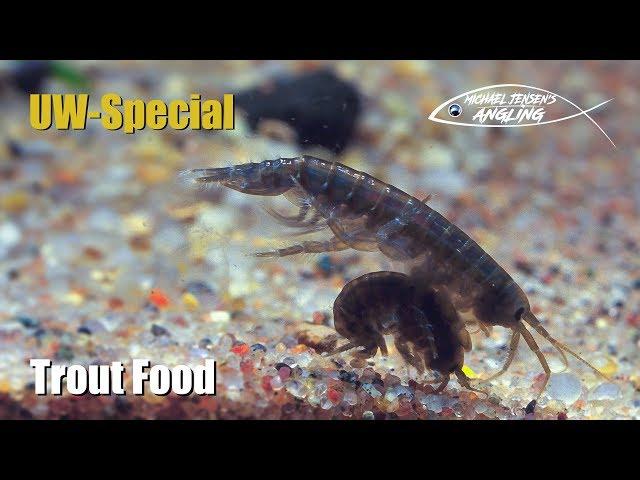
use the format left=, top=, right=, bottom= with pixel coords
left=330, top=271, right=482, bottom=395
left=183, top=155, right=609, bottom=396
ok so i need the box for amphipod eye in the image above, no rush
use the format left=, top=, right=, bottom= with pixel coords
left=448, top=103, right=462, bottom=117
left=514, top=307, right=525, bottom=320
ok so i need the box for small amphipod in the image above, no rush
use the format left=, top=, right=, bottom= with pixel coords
left=330, top=271, right=480, bottom=394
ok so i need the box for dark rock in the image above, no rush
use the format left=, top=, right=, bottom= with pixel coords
left=16, top=316, right=40, bottom=329
left=7, top=140, right=24, bottom=158
left=275, top=363, right=291, bottom=372
left=151, top=324, right=170, bottom=337
left=185, top=280, right=214, bottom=295
left=236, top=69, right=361, bottom=153
left=338, top=370, right=357, bottom=384
left=525, top=399, right=536, bottom=415
left=11, top=61, right=52, bottom=94
left=77, top=325, right=92, bottom=335
left=33, top=328, right=46, bottom=339
left=514, top=258, right=536, bottom=275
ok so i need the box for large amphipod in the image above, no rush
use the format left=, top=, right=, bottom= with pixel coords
left=183, top=156, right=608, bottom=395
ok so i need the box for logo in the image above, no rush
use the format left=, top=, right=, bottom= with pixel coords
left=428, top=84, right=615, bottom=148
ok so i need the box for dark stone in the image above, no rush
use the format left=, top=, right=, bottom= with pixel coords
left=236, top=69, right=361, bottom=153
left=525, top=399, right=537, bottom=415
left=514, top=259, right=536, bottom=275
left=33, top=328, right=46, bottom=339
left=185, top=280, right=214, bottom=295
left=77, top=325, right=92, bottom=335
left=11, top=61, right=52, bottom=94
left=338, top=370, right=357, bottom=384
left=151, top=324, right=170, bottom=337
left=17, top=316, right=40, bottom=329
left=7, top=140, right=24, bottom=158
left=250, top=343, right=267, bottom=353
left=371, top=377, right=384, bottom=388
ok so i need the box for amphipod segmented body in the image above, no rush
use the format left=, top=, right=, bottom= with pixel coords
left=185, top=156, right=607, bottom=395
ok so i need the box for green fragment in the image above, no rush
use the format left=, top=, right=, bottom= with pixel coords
left=50, top=61, right=91, bottom=90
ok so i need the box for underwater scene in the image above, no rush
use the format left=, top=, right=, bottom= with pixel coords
left=0, top=60, right=638, bottom=419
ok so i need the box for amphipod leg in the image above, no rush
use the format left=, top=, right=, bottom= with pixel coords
left=394, top=338, right=425, bottom=374
left=422, top=375, right=447, bottom=385
left=263, top=203, right=311, bottom=226
left=454, top=368, right=489, bottom=397
left=375, top=198, right=424, bottom=261
left=264, top=190, right=328, bottom=232
left=517, top=322, right=551, bottom=398
left=482, top=330, right=521, bottom=382
left=375, top=331, right=389, bottom=356
left=458, top=327, right=473, bottom=352
left=253, top=237, right=349, bottom=258
left=479, top=322, right=492, bottom=337
left=325, top=341, right=359, bottom=357
left=376, top=226, right=415, bottom=261
left=321, top=202, right=379, bottom=252
left=352, top=343, right=382, bottom=360
left=328, top=215, right=379, bottom=252
left=465, top=321, right=482, bottom=335
left=332, top=271, right=413, bottom=361
left=434, top=375, right=450, bottom=393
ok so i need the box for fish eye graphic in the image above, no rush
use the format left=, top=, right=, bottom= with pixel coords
left=448, top=103, right=462, bottom=117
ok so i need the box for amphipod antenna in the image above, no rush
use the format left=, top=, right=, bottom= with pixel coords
left=522, top=312, right=609, bottom=381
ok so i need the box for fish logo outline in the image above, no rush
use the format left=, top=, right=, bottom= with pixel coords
left=427, top=83, right=615, bottom=148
